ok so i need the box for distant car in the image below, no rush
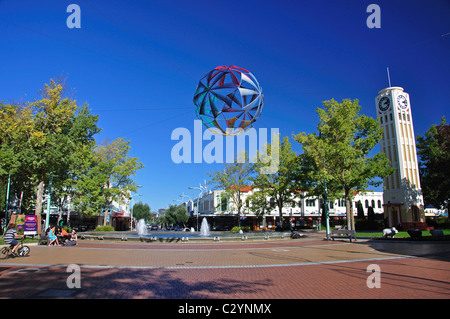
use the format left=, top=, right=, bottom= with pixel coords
left=214, top=225, right=231, bottom=231
left=73, top=225, right=88, bottom=232
left=173, top=226, right=182, bottom=231
left=150, top=224, right=159, bottom=231
left=166, top=225, right=174, bottom=231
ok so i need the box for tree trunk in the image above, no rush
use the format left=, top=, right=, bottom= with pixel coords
left=344, top=187, right=354, bottom=230
left=277, top=198, right=283, bottom=231
left=35, top=180, right=44, bottom=216
left=104, top=206, right=108, bottom=226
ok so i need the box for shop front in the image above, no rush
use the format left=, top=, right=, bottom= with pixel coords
left=112, top=212, right=131, bottom=231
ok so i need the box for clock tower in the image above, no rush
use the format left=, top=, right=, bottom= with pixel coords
left=375, top=86, right=426, bottom=230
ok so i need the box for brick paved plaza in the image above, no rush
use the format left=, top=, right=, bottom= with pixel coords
left=1, top=233, right=449, bottom=301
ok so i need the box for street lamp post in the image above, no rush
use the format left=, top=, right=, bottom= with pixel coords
left=319, top=132, right=331, bottom=240
left=4, top=173, right=11, bottom=232
left=129, top=193, right=142, bottom=231
left=189, top=186, right=204, bottom=231
left=180, top=194, right=192, bottom=214
left=45, top=172, right=53, bottom=231
left=324, top=179, right=330, bottom=240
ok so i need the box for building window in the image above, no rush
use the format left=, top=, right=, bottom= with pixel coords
left=306, top=200, right=315, bottom=207
left=216, top=195, right=221, bottom=211
left=221, top=198, right=227, bottom=212
left=378, top=200, right=382, bottom=208
left=365, top=200, right=369, bottom=208
left=269, top=197, right=276, bottom=209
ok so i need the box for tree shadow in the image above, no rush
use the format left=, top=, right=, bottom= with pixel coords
left=323, top=259, right=450, bottom=297
left=366, top=239, right=450, bottom=263
left=77, top=267, right=272, bottom=299
left=0, top=266, right=272, bottom=299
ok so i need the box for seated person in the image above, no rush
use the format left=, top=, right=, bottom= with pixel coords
left=58, top=227, right=71, bottom=245
left=4, top=224, right=23, bottom=256
left=70, top=230, right=77, bottom=242
left=65, top=230, right=78, bottom=246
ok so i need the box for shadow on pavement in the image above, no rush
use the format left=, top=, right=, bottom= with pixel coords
left=366, top=239, right=450, bottom=262
left=0, top=266, right=272, bottom=299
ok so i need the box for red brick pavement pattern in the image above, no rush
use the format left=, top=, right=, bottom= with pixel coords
left=1, top=238, right=449, bottom=299
left=0, top=256, right=448, bottom=299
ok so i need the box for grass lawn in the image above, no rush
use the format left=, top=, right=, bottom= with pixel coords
left=355, top=229, right=450, bottom=238
left=0, top=237, right=40, bottom=245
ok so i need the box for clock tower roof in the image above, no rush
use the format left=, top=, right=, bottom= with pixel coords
left=378, top=87, right=404, bottom=95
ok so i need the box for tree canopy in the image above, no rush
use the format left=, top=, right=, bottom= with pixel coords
left=417, top=116, right=450, bottom=209
left=207, top=152, right=253, bottom=224
left=294, top=99, right=394, bottom=230
left=160, top=204, right=189, bottom=227
left=0, top=78, right=144, bottom=220
left=132, top=201, right=151, bottom=222
left=251, top=134, right=300, bottom=230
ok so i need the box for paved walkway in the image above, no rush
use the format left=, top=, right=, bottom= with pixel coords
left=0, top=234, right=449, bottom=299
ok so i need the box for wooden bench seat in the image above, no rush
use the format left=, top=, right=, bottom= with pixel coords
left=330, top=229, right=357, bottom=242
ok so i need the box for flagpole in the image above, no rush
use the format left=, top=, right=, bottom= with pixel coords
left=387, top=67, right=392, bottom=87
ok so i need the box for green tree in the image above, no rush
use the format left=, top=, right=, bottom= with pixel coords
left=356, top=200, right=364, bottom=219
left=251, top=134, right=300, bottom=230
left=50, top=103, right=102, bottom=220
left=296, top=152, right=342, bottom=228
left=207, top=152, right=253, bottom=226
left=0, top=101, right=34, bottom=212
left=0, top=79, right=146, bottom=226
left=95, top=137, right=144, bottom=225
left=294, top=99, right=394, bottom=230
left=367, top=206, right=375, bottom=224
left=132, top=201, right=151, bottom=222
left=28, top=79, right=78, bottom=216
left=69, top=149, right=108, bottom=218
left=1, top=79, right=101, bottom=217
left=160, top=204, right=189, bottom=227
left=417, top=116, right=450, bottom=209
left=247, top=190, right=271, bottom=228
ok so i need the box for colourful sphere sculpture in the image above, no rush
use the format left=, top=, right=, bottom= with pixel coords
left=193, top=65, right=264, bottom=136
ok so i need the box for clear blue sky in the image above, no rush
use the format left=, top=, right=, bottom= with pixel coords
left=1, top=0, right=449, bottom=211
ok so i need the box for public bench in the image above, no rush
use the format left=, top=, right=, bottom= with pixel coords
left=330, top=229, right=357, bottom=242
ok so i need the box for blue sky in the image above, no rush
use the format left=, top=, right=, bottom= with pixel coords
left=1, top=0, right=449, bottom=211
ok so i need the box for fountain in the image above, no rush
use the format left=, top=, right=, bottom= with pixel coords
left=136, top=219, right=148, bottom=236
left=199, top=218, right=211, bottom=237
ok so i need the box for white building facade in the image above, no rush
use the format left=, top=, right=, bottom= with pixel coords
left=194, top=186, right=383, bottom=230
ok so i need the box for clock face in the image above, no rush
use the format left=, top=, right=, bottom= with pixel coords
left=397, top=95, right=408, bottom=109
left=378, top=96, right=390, bottom=112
